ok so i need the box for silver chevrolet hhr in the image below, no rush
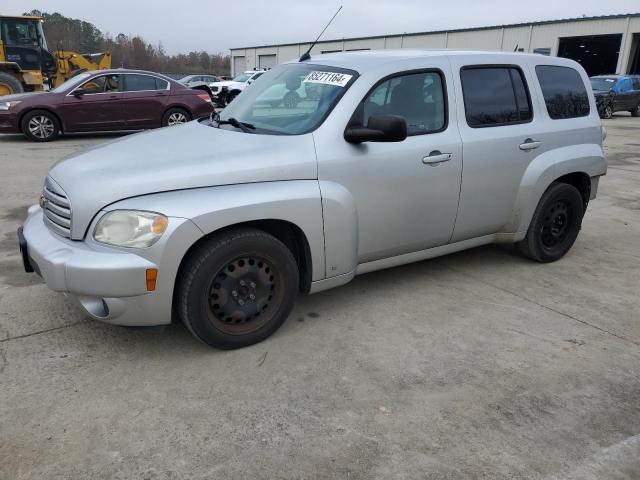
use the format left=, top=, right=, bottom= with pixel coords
left=19, top=50, right=607, bottom=349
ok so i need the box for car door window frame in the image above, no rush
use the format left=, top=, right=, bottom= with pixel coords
left=67, top=74, right=122, bottom=96
left=122, top=73, right=171, bottom=93
left=460, top=64, right=534, bottom=129
left=346, top=68, right=449, bottom=137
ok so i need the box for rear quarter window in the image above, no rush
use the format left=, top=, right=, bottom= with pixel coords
left=535, top=65, right=590, bottom=119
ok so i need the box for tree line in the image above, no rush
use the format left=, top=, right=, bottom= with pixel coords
left=23, top=10, right=230, bottom=76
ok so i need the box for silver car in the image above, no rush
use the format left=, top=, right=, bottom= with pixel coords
left=19, top=50, right=606, bottom=349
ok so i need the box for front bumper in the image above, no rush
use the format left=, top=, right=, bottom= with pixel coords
left=0, top=112, right=20, bottom=133
left=20, top=206, right=201, bottom=326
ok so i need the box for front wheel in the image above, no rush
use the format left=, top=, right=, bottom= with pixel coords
left=21, top=110, right=60, bottom=142
left=518, top=182, right=584, bottom=263
left=162, top=108, right=191, bottom=127
left=176, top=228, right=299, bottom=349
left=601, top=104, right=613, bottom=119
left=630, top=103, right=640, bottom=117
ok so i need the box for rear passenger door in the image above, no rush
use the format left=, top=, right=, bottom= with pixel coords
left=450, top=61, right=543, bottom=242
left=121, top=74, right=170, bottom=128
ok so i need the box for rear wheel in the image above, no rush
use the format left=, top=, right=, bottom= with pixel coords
left=630, top=103, right=640, bottom=117
left=162, top=108, right=190, bottom=127
left=177, top=228, right=299, bottom=349
left=518, top=182, right=584, bottom=263
left=21, top=110, right=60, bottom=142
left=0, top=72, right=23, bottom=96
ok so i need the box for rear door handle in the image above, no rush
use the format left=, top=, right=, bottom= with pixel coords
left=422, top=151, right=452, bottom=166
left=519, top=139, right=541, bottom=151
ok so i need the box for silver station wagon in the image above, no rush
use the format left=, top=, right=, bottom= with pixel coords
left=19, top=50, right=607, bottom=349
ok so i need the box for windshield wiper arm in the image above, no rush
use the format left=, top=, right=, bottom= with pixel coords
left=216, top=116, right=256, bottom=133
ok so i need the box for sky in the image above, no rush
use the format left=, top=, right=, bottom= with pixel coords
left=3, top=0, right=640, bottom=54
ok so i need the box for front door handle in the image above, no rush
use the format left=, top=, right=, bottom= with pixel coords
left=423, top=151, right=452, bottom=166
left=519, top=139, right=541, bottom=151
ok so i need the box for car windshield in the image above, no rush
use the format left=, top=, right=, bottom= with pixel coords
left=233, top=73, right=251, bottom=83
left=590, top=77, right=617, bottom=91
left=219, top=63, right=358, bottom=135
left=50, top=72, right=93, bottom=93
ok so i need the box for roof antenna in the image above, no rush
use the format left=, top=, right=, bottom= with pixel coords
left=299, top=6, right=343, bottom=62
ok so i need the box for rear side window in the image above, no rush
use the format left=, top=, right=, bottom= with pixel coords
left=155, top=78, right=169, bottom=90
left=124, top=74, right=161, bottom=91
left=535, top=65, right=590, bottom=119
left=460, top=66, right=532, bottom=127
left=356, top=71, right=446, bottom=135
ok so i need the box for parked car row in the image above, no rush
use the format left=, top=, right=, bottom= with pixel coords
left=590, top=74, right=640, bottom=119
left=0, top=69, right=215, bottom=141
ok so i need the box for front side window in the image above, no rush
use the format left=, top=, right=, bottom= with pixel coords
left=352, top=71, right=446, bottom=135
left=1, top=19, right=39, bottom=47
left=461, top=66, right=532, bottom=127
left=124, top=74, right=160, bottom=91
left=78, top=74, right=120, bottom=94
left=536, top=65, right=590, bottom=119
left=219, top=64, right=358, bottom=135
left=233, top=73, right=251, bottom=83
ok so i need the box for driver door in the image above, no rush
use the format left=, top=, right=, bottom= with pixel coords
left=61, top=74, right=124, bottom=131
left=316, top=63, right=463, bottom=265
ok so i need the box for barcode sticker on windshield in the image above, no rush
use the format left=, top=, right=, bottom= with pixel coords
left=303, top=71, right=353, bottom=87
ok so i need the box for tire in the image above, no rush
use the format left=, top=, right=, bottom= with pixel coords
left=518, top=182, right=584, bottom=263
left=21, top=110, right=60, bottom=142
left=602, top=104, right=613, bottom=119
left=630, top=103, right=640, bottom=117
left=176, top=228, right=299, bottom=349
left=0, top=72, right=23, bottom=96
left=226, top=91, right=239, bottom=104
left=162, top=108, right=191, bottom=127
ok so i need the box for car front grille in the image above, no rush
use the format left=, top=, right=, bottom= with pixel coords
left=42, top=176, right=72, bottom=238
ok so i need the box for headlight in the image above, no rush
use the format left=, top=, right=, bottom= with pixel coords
left=0, top=101, right=21, bottom=111
left=93, top=210, right=168, bottom=248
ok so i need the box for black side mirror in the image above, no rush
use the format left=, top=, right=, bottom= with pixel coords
left=73, top=88, right=87, bottom=97
left=344, top=115, right=407, bottom=143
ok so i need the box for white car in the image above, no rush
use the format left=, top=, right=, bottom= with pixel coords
left=208, top=70, right=268, bottom=106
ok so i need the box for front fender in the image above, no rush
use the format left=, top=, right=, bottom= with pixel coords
left=107, top=181, right=326, bottom=282
left=504, top=143, right=606, bottom=240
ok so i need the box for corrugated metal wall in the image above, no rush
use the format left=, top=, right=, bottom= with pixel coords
left=230, top=15, right=640, bottom=75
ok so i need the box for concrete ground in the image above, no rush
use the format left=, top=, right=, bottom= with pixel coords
left=0, top=116, right=639, bottom=480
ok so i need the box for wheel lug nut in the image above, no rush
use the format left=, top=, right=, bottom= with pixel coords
left=239, top=280, right=245, bottom=286
left=249, top=294, right=255, bottom=300
left=250, top=282, right=256, bottom=288
left=232, top=291, right=238, bottom=297
left=238, top=299, right=245, bottom=306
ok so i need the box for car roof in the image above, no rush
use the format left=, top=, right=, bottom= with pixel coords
left=284, top=49, right=578, bottom=72
left=88, top=69, right=175, bottom=80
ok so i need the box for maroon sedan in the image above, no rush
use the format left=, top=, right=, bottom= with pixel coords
left=0, top=69, right=215, bottom=141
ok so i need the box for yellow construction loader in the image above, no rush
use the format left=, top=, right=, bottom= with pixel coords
left=0, top=15, right=111, bottom=96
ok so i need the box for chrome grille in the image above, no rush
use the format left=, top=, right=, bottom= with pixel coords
left=42, top=177, right=72, bottom=238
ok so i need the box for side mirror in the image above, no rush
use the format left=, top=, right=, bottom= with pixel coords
left=344, top=115, right=407, bottom=143
left=73, top=88, right=87, bottom=97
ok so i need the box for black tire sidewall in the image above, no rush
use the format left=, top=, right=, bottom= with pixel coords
left=21, top=110, right=60, bottom=142
left=179, top=231, right=299, bottom=349
left=0, top=72, right=24, bottom=94
left=162, top=108, right=190, bottom=127
left=526, top=183, right=584, bottom=262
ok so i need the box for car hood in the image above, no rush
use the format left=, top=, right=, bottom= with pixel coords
left=210, top=80, right=244, bottom=88
left=48, top=120, right=318, bottom=239
left=1, top=91, right=49, bottom=103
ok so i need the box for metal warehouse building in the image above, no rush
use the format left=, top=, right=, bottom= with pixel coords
left=230, top=13, right=640, bottom=77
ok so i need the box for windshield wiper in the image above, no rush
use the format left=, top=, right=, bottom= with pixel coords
left=209, top=112, right=255, bottom=133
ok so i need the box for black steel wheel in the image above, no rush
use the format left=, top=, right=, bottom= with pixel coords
left=177, top=228, right=299, bottom=349
left=518, top=182, right=584, bottom=263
